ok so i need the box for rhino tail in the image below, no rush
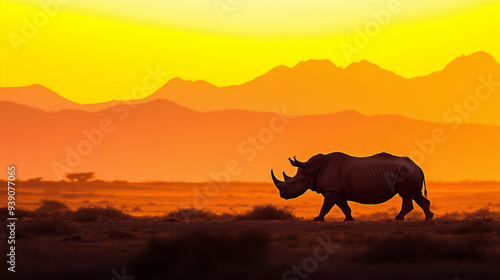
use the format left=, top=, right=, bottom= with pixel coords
left=420, top=167, right=427, bottom=197
left=424, top=178, right=428, bottom=197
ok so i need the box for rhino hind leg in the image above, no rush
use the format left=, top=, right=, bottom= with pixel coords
left=394, top=197, right=414, bottom=221
left=413, top=193, right=434, bottom=219
left=337, top=200, right=355, bottom=222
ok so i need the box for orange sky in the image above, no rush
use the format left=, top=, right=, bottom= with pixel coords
left=0, top=1, right=499, bottom=184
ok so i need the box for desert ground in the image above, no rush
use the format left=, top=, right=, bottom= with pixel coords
left=2, top=204, right=500, bottom=280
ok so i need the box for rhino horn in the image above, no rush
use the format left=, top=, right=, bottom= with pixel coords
left=283, top=171, right=292, bottom=182
left=294, top=156, right=309, bottom=169
left=271, top=169, right=283, bottom=189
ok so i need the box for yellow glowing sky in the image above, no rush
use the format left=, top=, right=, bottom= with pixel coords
left=1, top=0, right=499, bottom=103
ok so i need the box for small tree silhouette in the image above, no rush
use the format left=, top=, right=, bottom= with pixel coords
left=66, top=172, right=95, bottom=183
left=27, top=177, right=43, bottom=182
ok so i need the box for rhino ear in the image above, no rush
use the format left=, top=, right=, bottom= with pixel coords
left=294, top=157, right=309, bottom=169
left=288, top=157, right=298, bottom=167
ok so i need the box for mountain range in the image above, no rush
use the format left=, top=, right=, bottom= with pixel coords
left=1, top=51, right=499, bottom=125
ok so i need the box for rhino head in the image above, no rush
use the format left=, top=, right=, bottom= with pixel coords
left=271, top=156, right=310, bottom=199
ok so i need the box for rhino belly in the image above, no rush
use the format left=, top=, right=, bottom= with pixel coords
left=344, top=175, right=397, bottom=204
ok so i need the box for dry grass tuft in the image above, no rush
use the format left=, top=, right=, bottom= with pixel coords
left=164, top=208, right=232, bottom=222
left=35, top=200, right=69, bottom=214
left=73, top=206, right=130, bottom=222
left=237, top=204, right=296, bottom=221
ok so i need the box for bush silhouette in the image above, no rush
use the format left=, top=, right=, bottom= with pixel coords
left=237, top=204, right=296, bottom=221
left=164, top=208, right=232, bottom=222
left=73, top=206, right=130, bottom=222
left=35, top=200, right=69, bottom=214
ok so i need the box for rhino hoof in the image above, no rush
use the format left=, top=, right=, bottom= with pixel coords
left=313, top=216, right=325, bottom=222
left=394, top=216, right=405, bottom=221
left=343, top=217, right=355, bottom=222
left=425, top=212, right=435, bottom=220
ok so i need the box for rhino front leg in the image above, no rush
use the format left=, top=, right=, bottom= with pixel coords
left=313, top=192, right=341, bottom=221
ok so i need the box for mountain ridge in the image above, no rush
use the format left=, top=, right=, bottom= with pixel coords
left=3, top=99, right=500, bottom=129
left=1, top=51, right=499, bottom=125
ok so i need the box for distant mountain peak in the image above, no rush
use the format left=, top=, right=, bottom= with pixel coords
left=345, top=59, right=386, bottom=71
left=444, top=51, right=498, bottom=71
left=294, top=59, right=338, bottom=69
left=342, top=60, right=402, bottom=80
left=164, top=77, right=216, bottom=88
left=462, top=51, right=497, bottom=62
left=259, top=64, right=291, bottom=76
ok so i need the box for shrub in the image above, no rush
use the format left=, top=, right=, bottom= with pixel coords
left=73, top=206, right=130, bottom=222
left=164, top=208, right=225, bottom=222
left=35, top=200, right=69, bottom=214
left=464, top=208, right=499, bottom=220
left=237, top=204, right=296, bottom=221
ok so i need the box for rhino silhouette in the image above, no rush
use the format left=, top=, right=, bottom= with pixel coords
left=271, top=152, right=434, bottom=221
